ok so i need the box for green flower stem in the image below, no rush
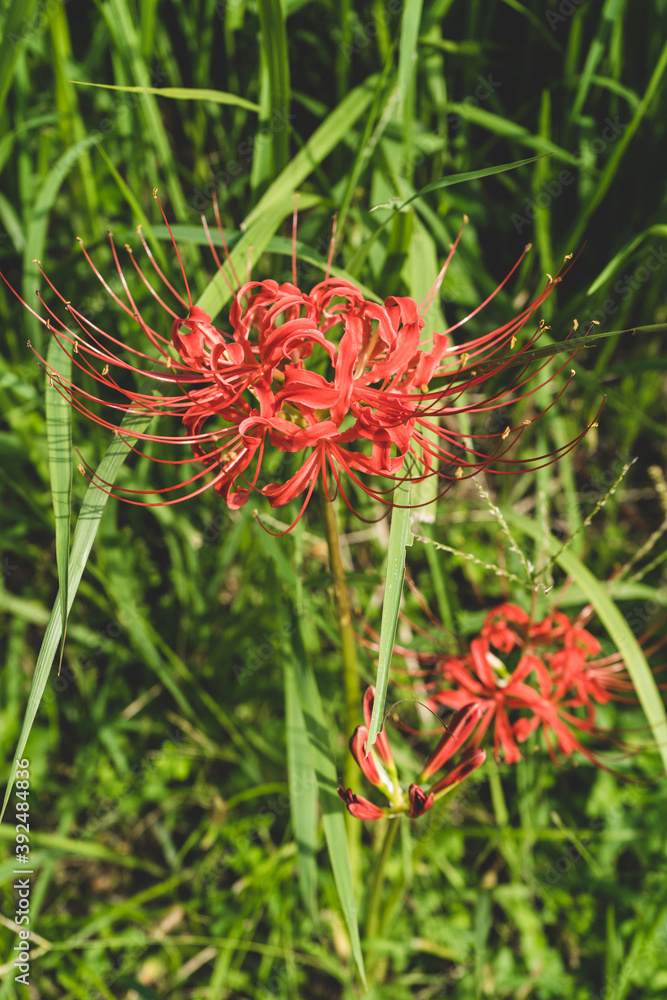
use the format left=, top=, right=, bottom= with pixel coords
left=365, top=815, right=401, bottom=974
left=319, top=489, right=361, bottom=873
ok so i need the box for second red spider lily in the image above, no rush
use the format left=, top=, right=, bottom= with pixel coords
left=418, top=602, right=646, bottom=768
left=337, top=686, right=486, bottom=820
left=3, top=195, right=598, bottom=529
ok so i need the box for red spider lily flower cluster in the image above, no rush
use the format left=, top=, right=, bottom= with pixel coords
left=3, top=194, right=596, bottom=529
left=337, top=686, right=486, bottom=820
left=420, top=603, right=639, bottom=768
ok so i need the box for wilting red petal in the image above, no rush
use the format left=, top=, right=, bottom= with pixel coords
left=420, top=703, right=483, bottom=780
left=362, top=686, right=394, bottom=767
left=408, top=784, right=434, bottom=818
left=337, top=787, right=386, bottom=821
left=429, top=748, right=487, bottom=797
left=349, top=726, right=383, bottom=787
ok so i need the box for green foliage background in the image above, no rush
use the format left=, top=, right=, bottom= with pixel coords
left=1, top=0, right=667, bottom=997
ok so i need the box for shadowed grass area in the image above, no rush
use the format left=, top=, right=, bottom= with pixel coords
left=1, top=1, right=667, bottom=997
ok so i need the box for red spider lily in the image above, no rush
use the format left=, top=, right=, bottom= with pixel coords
left=422, top=603, right=647, bottom=768
left=337, top=687, right=486, bottom=820
left=2, top=194, right=598, bottom=529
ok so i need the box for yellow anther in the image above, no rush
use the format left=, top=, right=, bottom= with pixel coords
left=502, top=426, right=510, bottom=440
left=102, top=365, right=109, bottom=376
left=455, top=467, right=463, bottom=479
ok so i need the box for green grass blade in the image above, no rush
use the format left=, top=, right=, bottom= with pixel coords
left=101, top=0, right=187, bottom=218
left=367, top=480, right=413, bottom=749
left=587, top=225, right=667, bottom=294
left=0, top=408, right=153, bottom=823
left=257, top=0, right=291, bottom=173
left=95, top=143, right=169, bottom=270
left=22, top=134, right=103, bottom=349
left=567, top=37, right=667, bottom=249
left=49, top=6, right=98, bottom=219
left=285, top=657, right=318, bottom=920
left=570, top=0, right=626, bottom=122
left=505, top=510, right=667, bottom=773
left=243, top=76, right=378, bottom=229
left=196, top=199, right=293, bottom=320
left=0, top=0, right=38, bottom=114
left=45, top=331, right=72, bottom=673
left=70, top=80, right=261, bottom=113
left=289, top=603, right=366, bottom=987
left=397, top=0, right=423, bottom=117
left=372, top=154, right=545, bottom=214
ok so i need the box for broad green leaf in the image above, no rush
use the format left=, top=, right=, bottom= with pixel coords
left=70, top=80, right=261, bottom=113
left=505, top=510, right=667, bottom=773
left=367, top=479, right=413, bottom=750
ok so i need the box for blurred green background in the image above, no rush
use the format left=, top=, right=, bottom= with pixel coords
left=1, top=0, right=667, bottom=997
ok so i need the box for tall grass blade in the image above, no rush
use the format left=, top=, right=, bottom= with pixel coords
left=257, top=0, right=291, bottom=173
left=22, top=135, right=102, bottom=349
left=367, top=480, right=413, bottom=750
left=45, top=330, right=72, bottom=674
left=0, top=0, right=38, bottom=114
left=285, top=658, right=318, bottom=920
left=70, top=80, right=261, bottom=112
left=243, top=76, right=378, bottom=229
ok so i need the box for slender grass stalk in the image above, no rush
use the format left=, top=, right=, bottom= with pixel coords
left=319, top=487, right=361, bottom=875
left=365, top=815, right=401, bottom=978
